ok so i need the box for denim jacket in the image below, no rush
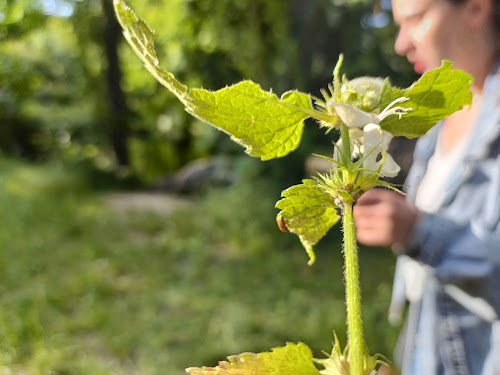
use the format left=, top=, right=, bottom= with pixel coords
left=390, top=67, right=500, bottom=375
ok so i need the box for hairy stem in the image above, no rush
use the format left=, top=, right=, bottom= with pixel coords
left=343, top=201, right=364, bottom=375
left=340, top=125, right=352, bottom=168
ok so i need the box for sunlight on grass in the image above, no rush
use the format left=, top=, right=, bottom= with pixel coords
left=0, top=159, right=399, bottom=374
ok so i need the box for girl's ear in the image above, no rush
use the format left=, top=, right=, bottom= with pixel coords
left=464, top=0, right=494, bottom=30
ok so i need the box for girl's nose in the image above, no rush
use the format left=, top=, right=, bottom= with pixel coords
left=394, top=28, right=411, bottom=57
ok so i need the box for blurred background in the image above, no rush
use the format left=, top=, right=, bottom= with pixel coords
left=0, top=0, right=418, bottom=373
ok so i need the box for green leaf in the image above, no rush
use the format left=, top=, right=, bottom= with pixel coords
left=113, top=0, right=188, bottom=101
left=113, top=0, right=321, bottom=160
left=185, top=342, right=320, bottom=375
left=276, top=180, right=340, bottom=264
left=379, top=61, right=473, bottom=138
left=187, top=83, right=313, bottom=160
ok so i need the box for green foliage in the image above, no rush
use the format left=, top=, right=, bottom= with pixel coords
left=0, top=0, right=47, bottom=38
left=276, top=180, right=340, bottom=264
left=115, top=0, right=473, bottom=167
left=115, top=1, right=316, bottom=160
left=185, top=320, right=393, bottom=375
left=187, top=342, right=320, bottom=375
left=0, top=12, right=103, bottom=164
left=187, top=85, right=313, bottom=160
left=0, top=0, right=417, bottom=184
left=379, top=61, right=474, bottom=137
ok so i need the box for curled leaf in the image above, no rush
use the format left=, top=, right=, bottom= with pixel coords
left=276, top=179, right=340, bottom=264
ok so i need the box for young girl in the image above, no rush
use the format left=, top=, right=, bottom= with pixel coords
left=354, top=0, right=500, bottom=373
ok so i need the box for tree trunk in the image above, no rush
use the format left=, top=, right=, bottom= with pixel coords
left=101, top=0, right=129, bottom=167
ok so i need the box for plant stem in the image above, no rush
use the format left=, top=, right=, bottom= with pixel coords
left=342, top=201, right=364, bottom=375
left=340, top=125, right=352, bottom=168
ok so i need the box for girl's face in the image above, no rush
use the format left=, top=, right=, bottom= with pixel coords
left=391, top=0, right=470, bottom=74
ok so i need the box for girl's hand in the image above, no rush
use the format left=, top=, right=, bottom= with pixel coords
left=353, top=189, right=419, bottom=247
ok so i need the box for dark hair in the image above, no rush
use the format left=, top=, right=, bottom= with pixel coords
left=447, top=0, right=500, bottom=35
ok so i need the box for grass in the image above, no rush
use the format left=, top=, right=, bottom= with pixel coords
left=0, top=159, right=400, bottom=374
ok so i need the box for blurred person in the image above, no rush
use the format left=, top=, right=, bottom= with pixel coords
left=353, top=0, right=500, bottom=374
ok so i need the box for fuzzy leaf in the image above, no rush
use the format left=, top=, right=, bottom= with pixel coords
left=187, top=83, right=313, bottom=160
left=276, top=180, right=340, bottom=264
left=114, top=0, right=322, bottom=160
left=379, top=61, right=473, bottom=138
left=113, top=0, right=188, bottom=101
left=186, top=342, right=320, bottom=375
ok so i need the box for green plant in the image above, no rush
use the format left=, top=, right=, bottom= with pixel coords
left=113, top=1, right=473, bottom=374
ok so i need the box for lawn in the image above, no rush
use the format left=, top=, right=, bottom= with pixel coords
left=0, top=159, right=400, bottom=374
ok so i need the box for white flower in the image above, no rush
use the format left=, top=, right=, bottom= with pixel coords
left=363, top=123, right=400, bottom=177
left=342, top=77, right=385, bottom=111
left=345, top=77, right=384, bottom=97
left=330, top=97, right=411, bottom=177
left=327, top=96, right=411, bottom=128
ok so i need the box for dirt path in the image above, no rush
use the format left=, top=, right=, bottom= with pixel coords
left=104, top=192, right=193, bottom=215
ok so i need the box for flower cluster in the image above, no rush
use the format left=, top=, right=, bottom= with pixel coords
left=315, top=73, right=412, bottom=179
left=330, top=95, right=412, bottom=178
